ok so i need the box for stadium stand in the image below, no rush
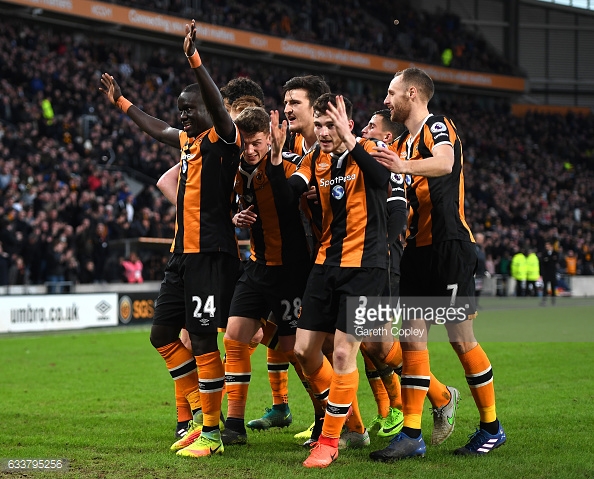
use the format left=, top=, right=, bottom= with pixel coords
left=104, top=0, right=520, bottom=75
left=0, top=15, right=592, bottom=289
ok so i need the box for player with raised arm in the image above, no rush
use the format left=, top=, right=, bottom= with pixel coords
left=100, top=20, right=241, bottom=459
left=268, top=94, right=391, bottom=468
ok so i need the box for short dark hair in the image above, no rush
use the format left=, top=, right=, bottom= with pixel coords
left=373, top=109, right=405, bottom=138
left=231, top=95, right=264, bottom=111
left=234, top=107, right=270, bottom=136
left=313, top=93, right=353, bottom=119
left=394, top=67, right=434, bottom=102
left=220, top=77, right=264, bottom=104
left=181, top=83, right=201, bottom=95
left=282, top=75, right=331, bottom=106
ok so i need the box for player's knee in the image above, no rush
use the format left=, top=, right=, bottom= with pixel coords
left=293, top=343, right=310, bottom=367
left=450, top=341, right=478, bottom=355
left=150, top=325, right=179, bottom=349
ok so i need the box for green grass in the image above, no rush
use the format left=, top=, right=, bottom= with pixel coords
left=1, top=297, right=594, bottom=479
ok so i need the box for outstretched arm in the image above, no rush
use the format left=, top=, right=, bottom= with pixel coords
left=99, top=73, right=180, bottom=148
left=183, top=20, right=235, bottom=143
left=371, top=143, right=454, bottom=177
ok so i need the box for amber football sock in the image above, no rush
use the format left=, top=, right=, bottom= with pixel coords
left=157, top=339, right=201, bottom=411
left=223, top=338, right=251, bottom=420
left=322, top=369, right=359, bottom=439
left=267, top=348, right=290, bottom=405
left=458, top=344, right=497, bottom=423
left=196, top=350, right=225, bottom=430
left=401, top=349, right=430, bottom=430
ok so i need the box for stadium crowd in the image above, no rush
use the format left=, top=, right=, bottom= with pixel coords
left=105, top=0, right=519, bottom=75
left=0, top=16, right=592, bottom=287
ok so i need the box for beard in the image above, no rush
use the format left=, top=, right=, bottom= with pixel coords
left=390, top=101, right=411, bottom=124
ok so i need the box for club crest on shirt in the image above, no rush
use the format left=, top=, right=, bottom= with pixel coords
left=331, top=185, right=345, bottom=200
left=253, top=171, right=265, bottom=189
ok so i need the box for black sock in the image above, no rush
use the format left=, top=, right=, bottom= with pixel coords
left=402, top=427, right=421, bottom=439
left=225, top=417, right=246, bottom=434
left=176, top=420, right=190, bottom=430
left=311, top=416, right=324, bottom=441
left=480, top=419, right=500, bottom=435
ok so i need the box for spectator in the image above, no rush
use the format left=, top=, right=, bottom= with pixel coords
left=121, top=251, right=144, bottom=283
left=0, top=241, right=10, bottom=286
left=565, top=250, right=577, bottom=276
left=45, top=239, right=68, bottom=293
left=8, top=254, right=28, bottom=285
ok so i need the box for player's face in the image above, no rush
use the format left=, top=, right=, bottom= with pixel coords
left=283, top=89, right=313, bottom=134
left=178, top=92, right=210, bottom=137
left=314, top=112, right=347, bottom=154
left=361, top=114, right=387, bottom=141
left=241, top=131, right=270, bottom=165
left=384, top=76, right=411, bottom=124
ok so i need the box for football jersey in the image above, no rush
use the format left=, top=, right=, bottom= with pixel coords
left=294, top=139, right=389, bottom=268
left=392, top=114, right=474, bottom=247
left=234, top=152, right=309, bottom=266
left=172, top=127, right=241, bottom=255
left=285, top=132, right=323, bottom=254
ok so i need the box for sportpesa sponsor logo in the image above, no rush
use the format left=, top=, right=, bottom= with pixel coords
left=319, top=174, right=356, bottom=188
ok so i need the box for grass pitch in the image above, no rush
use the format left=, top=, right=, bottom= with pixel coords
left=1, top=297, right=593, bottom=478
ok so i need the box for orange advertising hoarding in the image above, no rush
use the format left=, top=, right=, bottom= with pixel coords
left=3, top=0, right=526, bottom=92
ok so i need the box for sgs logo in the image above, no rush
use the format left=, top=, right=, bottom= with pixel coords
left=119, top=296, right=155, bottom=323
left=133, top=299, right=155, bottom=319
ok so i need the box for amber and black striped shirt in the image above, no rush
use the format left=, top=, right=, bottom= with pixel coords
left=392, top=114, right=474, bottom=247
left=287, top=140, right=390, bottom=268
left=234, top=153, right=309, bottom=266
left=172, top=127, right=241, bottom=255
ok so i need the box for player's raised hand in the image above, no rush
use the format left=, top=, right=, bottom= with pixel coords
left=99, top=73, right=122, bottom=105
left=325, top=95, right=352, bottom=144
left=184, top=20, right=198, bottom=57
left=269, top=110, right=287, bottom=166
